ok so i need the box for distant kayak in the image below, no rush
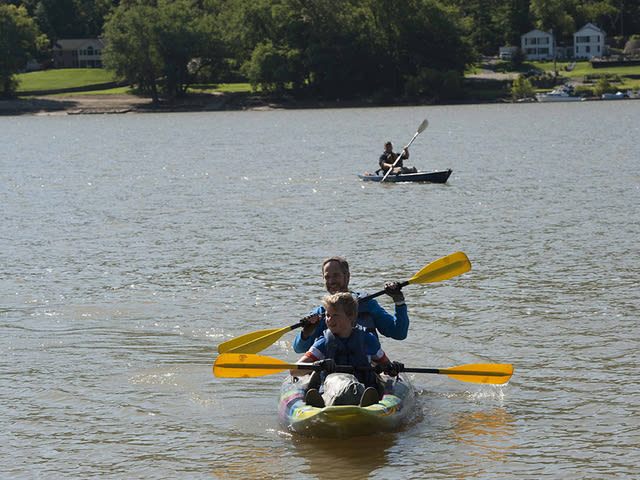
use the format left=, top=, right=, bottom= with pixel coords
left=279, top=372, right=415, bottom=438
left=359, top=168, right=452, bottom=183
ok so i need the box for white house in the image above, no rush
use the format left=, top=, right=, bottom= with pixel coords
left=499, top=46, right=519, bottom=60
left=53, top=39, right=106, bottom=68
left=521, top=29, right=553, bottom=60
left=573, top=23, right=605, bottom=59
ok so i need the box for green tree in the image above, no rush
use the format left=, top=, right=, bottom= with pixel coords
left=530, top=0, right=575, bottom=37
left=574, top=0, right=625, bottom=35
left=594, top=74, right=616, bottom=95
left=103, top=0, right=223, bottom=101
left=244, top=40, right=302, bottom=94
left=18, top=0, right=118, bottom=39
left=227, top=0, right=475, bottom=100
left=102, top=2, right=163, bottom=102
left=494, top=0, right=532, bottom=47
left=384, top=0, right=475, bottom=99
left=0, top=3, right=48, bottom=97
left=296, top=0, right=382, bottom=98
left=448, top=0, right=532, bottom=55
left=511, top=74, right=534, bottom=99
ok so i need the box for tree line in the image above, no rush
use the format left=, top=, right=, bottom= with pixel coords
left=2, top=0, right=640, bottom=100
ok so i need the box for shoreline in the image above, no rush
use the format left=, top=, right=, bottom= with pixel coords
left=0, top=90, right=506, bottom=116
left=4, top=86, right=634, bottom=116
left=2, top=88, right=635, bottom=116
left=0, top=63, right=518, bottom=116
left=0, top=92, right=399, bottom=116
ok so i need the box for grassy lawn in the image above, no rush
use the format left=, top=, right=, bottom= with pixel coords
left=535, top=61, right=640, bottom=89
left=189, top=82, right=253, bottom=93
left=16, top=68, right=118, bottom=92
left=493, top=59, right=640, bottom=77
left=15, top=64, right=639, bottom=100
left=15, top=69, right=253, bottom=95
left=482, top=59, right=640, bottom=94
left=546, top=61, right=640, bottom=78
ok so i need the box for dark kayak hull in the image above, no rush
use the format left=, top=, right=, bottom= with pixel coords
left=358, top=168, right=452, bottom=183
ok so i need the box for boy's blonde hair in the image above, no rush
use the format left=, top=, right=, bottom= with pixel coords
left=323, top=292, right=358, bottom=324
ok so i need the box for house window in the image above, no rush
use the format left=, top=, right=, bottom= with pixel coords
left=586, top=46, right=590, bottom=53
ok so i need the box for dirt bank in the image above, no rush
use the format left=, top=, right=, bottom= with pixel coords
left=0, top=91, right=393, bottom=116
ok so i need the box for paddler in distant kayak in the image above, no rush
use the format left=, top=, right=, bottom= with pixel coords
left=290, top=292, right=404, bottom=407
left=292, top=256, right=410, bottom=354
left=378, top=141, right=417, bottom=175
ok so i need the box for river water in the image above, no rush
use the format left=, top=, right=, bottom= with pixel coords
left=2, top=100, right=639, bottom=479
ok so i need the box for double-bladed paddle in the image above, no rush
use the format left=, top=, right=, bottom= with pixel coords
left=216, top=252, right=471, bottom=354
left=380, top=119, right=428, bottom=183
left=213, top=353, right=514, bottom=385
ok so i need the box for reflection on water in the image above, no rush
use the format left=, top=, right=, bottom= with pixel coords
left=290, top=431, right=397, bottom=480
left=210, top=431, right=397, bottom=480
left=450, top=408, right=516, bottom=460
left=212, top=443, right=289, bottom=480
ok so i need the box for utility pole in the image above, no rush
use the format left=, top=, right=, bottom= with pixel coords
left=551, top=28, right=557, bottom=77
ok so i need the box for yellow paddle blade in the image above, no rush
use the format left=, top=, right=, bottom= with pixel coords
left=217, top=328, right=281, bottom=353
left=224, top=326, right=293, bottom=354
left=214, top=353, right=298, bottom=378
left=408, top=251, right=471, bottom=285
left=439, top=363, right=514, bottom=385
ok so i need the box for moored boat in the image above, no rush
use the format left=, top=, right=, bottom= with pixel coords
left=602, top=90, right=632, bottom=99
left=536, top=85, right=583, bottom=102
left=358, top=168, right=452, bottom=183
left=279, top=372, right=415, bottom=438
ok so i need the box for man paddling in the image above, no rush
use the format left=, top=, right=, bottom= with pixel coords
left=378, top=141, right=417, bottom=176
left=292, top=256, right=409, bottom=354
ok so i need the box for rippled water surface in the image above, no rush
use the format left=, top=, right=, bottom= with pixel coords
left=2, top=101, right=639, bottom=479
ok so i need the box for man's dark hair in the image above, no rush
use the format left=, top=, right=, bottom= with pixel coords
left=322, top=256, right=349, bottom=274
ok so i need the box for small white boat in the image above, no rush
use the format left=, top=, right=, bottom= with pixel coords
left=536, top=85, right=583, bottom=102
left=602, top=91, right=631, bottom=100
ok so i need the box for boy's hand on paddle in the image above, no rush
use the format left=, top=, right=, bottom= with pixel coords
left=384, top=361, right=404, bottom=377
left=313, top=358, right=336, bottom=374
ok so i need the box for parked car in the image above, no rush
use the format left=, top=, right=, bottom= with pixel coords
left=523, top=68, right=545, bottom=77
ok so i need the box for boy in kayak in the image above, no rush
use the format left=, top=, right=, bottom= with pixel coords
left=292, top=256, right=409, bottom=354
left=290, top=292, right=403, bottom=408
left=378, top=141, right=417, bottom=175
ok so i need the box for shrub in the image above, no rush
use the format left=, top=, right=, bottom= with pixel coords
left=511, top=75, right=534, bottom=99
left=594, top=75, right=617, bottom=96
left=573, top=85, right=594, bottom=97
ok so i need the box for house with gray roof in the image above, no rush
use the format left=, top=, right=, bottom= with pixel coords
left=573, top=24, right=606, bottom=59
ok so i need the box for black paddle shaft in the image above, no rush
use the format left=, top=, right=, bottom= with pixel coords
left=292, top=281, right=408, bottom=331
left=357, top=281, right=410, bottom=303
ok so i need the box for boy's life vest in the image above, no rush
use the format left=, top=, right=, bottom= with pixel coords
left=322, top=326, right=377, bottom=389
